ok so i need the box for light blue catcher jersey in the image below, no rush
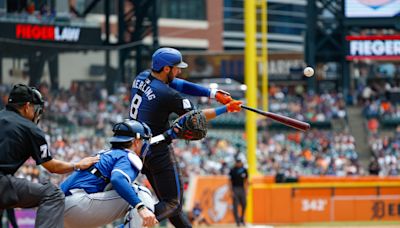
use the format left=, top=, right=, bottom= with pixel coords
left=61, top=149, right=140, bottom=195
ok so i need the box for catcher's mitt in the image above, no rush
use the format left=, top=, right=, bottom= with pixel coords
left=172, top=110, right=207, bottom=140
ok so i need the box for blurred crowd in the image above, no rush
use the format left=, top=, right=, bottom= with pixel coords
left=367, top=126, right=400, bottom=176
left=0, top=82, right=129, bottom=184
left=355, top=76, right=400, bottom=176
left=195, top=84, right=348, bottom=124
left=362, top=83, right=400, bottom=120
left=257, top=129, right=361, bottom=176
left=1, top=80, right=399, bottom=187
left=268, top=85, right=347, bottom=123
left=173, top=128, right=362, bottom=187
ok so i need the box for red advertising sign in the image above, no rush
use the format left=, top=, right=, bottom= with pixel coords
left=0, top=22, right=102, bottom=45
left=16, top=24, right=80, bottom=42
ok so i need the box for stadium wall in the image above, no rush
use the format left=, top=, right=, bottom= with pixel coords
left=189, top=176, right=400, bottom=224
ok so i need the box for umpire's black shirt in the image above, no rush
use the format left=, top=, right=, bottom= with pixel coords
left=0, top=107, right=52, bottom=175
left=229, top=166, right=248, bottom=187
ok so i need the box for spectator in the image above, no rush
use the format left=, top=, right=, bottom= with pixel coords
left=368, top=157, right=380, bottom=175
left=191, top=202, right=210, bottom=227
left=367, top=118, right=379, bottom=134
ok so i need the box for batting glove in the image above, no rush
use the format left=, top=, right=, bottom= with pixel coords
left=210, top=89, right=233, bottom=104
left=163, top=116, right=186, bottom=140
left=226, top=100, right=242, bottom=113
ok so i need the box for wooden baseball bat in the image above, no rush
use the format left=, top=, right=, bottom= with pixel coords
left=241, top=105, right=310, bottom=132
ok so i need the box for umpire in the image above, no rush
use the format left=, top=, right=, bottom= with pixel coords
left=0, top=84, right=98, bottom=228
left=229, top=158, right=248, bottom=227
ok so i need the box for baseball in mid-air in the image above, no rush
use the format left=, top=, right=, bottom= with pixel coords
left=303, top=67, right=314, bottom=77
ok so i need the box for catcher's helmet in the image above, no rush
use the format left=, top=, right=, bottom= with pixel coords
left=110, top=119, right=152, bottom=143
left=151, top=47, right=188, bottom=71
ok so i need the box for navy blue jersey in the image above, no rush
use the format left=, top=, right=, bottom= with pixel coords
left=129, top=70, right=194, bottom=136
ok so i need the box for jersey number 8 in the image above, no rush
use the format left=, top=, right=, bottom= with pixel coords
left=130, top=94, right=142, bottom=119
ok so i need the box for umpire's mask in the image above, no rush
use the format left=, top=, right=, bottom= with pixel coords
left=31, top=88, right=45, bottom=124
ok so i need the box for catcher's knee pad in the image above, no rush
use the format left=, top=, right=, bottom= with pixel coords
left=123, top=184, right=155, bottom=228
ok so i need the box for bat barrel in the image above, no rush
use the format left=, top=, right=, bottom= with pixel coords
left=241, top=105, right=310, bottom=132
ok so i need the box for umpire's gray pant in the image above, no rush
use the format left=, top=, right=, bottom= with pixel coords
left=0, top=175, right=65, bottom=228
left=64, top=189, right=129, bottom=228
left=232, top=186, right=246, bottom=225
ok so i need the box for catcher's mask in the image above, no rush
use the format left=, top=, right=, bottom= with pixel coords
left=7, top=84, right=45, bottom=124
left=110, top=119, right=152, bottom=156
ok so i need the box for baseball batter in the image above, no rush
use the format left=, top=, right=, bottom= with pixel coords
left=129, top=47, right=242, bottom=227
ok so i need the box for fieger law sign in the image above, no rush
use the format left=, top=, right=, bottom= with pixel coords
left=346, top=35, right=400, bottom=60
left=0, top=22, right=101, bottom=45
left=16, top=24, right=80, bottom=42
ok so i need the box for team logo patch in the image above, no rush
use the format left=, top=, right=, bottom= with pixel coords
left=182, top=99, right=191, bottom=109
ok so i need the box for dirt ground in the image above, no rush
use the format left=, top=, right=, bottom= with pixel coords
left=187, top=223, right=400, bottom=228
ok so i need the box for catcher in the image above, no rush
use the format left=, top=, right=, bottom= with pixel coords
left=61, top=112, right=233, bottom=228
left=61, top=119, right=158, bottom=228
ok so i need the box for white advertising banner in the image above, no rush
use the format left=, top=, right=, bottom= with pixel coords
left=345, top=0, right=400, bottom=18
left=346, top=35, right=400, bottom=60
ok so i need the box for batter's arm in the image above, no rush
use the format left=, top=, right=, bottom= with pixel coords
left=170, top=78, right=210, bottom=96
left=202, top=100, right=243, bottom=120
left=170, top=78, right=233, bottom=104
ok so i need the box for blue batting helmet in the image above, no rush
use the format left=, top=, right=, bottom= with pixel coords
left=151, top=47, right=188, bottom=71
left=109, top=120, right=152, bottom=143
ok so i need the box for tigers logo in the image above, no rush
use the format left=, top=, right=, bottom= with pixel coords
left=194, top=177, right=236, bottom=224
left=207, top=185, right=230, bottom=222
left=357, top=0, right=397, bottom=9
